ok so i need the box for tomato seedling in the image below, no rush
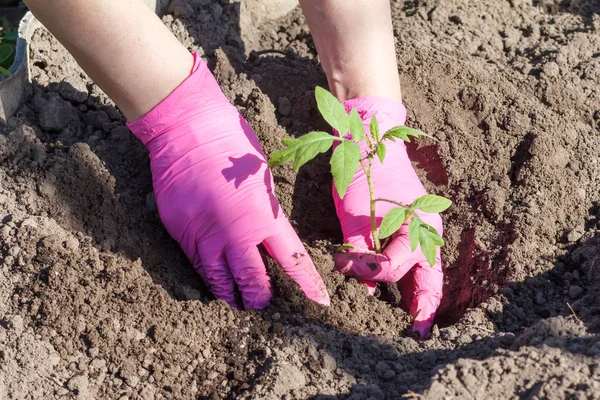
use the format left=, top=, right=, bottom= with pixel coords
left=268, top=86, right=451, bottom=266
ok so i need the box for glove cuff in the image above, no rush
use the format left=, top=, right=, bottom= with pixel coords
left=126, top=52, right=226, bottom=146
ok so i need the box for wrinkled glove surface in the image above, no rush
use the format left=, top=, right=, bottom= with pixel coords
left=128, top=53, right=330, bottom=309
left=332, top=97, right=443, bottom=336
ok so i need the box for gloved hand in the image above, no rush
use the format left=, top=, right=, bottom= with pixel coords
left=127, top=53, right=330, bottom=309
left=332, top=97, right=443, bottom=337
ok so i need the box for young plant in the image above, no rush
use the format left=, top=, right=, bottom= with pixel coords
left=268, top=87, right=452, bottom=267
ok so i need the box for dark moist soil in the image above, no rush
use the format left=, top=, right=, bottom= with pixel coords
left=1, top=0, right=600, bottom=399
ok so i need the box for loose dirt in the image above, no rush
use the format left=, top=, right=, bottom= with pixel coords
left=1, top=0, right=599, bottom=398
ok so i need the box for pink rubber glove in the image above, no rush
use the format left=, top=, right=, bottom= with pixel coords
left=127, top=53, right=330, bottom=309
left=332, top=97, right=443, bottom=337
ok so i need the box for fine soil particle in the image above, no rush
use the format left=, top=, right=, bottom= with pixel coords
left=1, top=0, right=600, bottom=399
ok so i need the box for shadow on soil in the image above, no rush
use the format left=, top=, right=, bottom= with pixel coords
left=265, top=230, right=600, bottom=399
left=22, top=82, right=212, bottom=305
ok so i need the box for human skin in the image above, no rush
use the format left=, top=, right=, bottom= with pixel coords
left=298, top=0, right=403, bottom=104
left=23, top=0, right=194, bottom=121
left=25, top=0, right=402, bottom=116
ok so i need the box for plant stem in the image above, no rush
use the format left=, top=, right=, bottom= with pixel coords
left=360, top=157, right=381, bottom=253
left=374, top=198, right=409, bottom=208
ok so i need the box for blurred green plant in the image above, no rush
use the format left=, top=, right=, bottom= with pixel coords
left=0, top=17, right=18, bottom=77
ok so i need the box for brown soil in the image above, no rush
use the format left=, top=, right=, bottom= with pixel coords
left=1, top=0, right=600, bottom=398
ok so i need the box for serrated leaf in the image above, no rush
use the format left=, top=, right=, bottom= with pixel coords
left=419, top=226, right=438, bottom=267
left=382, top=126, right=411, bottom=143
left=408, top=217, right=420, bottom=252
left=405, top=127, right=430, bottom=138
left=376, top=142, right=386, bottom=163
left=419, top=225, right=443, bottom=267
left=403, top=126, right=436, bottom=140
left=315, top=86, right=350, bottom=135
left=348, top=108, right=365, bottom=142
left=422, top=223, right=445, bottom=246
left=370, top=115, right=380, bottom=142
left=269, top=142, right=296, bottom=168
left=379, top=207, right=406, bottom=239
left=411, top=194, right=452, bottom=213
left=268, top=131, right=335, bottom=170
left=331, top=140, right=361, bottom=198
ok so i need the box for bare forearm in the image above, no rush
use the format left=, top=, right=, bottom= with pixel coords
left=299, top=0, right=402, bottom=103
left=23, top=0, right=193, bottom=120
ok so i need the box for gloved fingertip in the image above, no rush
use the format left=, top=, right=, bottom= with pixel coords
left=194, top=253, right=238, bottom=308
left=263, top=219, right=331, bottom=307
left=411, top=319, right=433, bottom=339
left=225, top=245, right=272, bottom=310
left=333, top=251, right=398, bottom=282
left=313, top=291, right=331, bottom=307
left=243, top=291, right=272, bottom=310
left=332, top=253, right=355, bottom=275
left=209, top=287, right=238, bottom=309
left=293, top=266, right=331, bottom=307
left=361, top=279, right=377, bottom=296
left=408, top=292, right=441, bottom=338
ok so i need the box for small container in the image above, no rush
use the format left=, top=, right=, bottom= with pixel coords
left=0, top=12, right=41, bottom=124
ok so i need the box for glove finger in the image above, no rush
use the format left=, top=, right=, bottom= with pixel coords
left=263, top=218, right=330, bottom=306
left=333, top=251, right=392, bottom=281
left=333, top=231, right=423, bottom=282
left=410, top=258, right=443, bottom=337
left=196, top=244, right=237, bottom=307
left=397, top=269, right=415, bottom=311
left=361, top=279, right=377, bottom=296
left=225, top=245, right=272, bottom=310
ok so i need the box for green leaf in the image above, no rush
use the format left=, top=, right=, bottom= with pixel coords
left=365, top=130, right=373, bottom=149
left=0, top=66, right=11, bottom=77
left=379, top=207, right=406, bottom=239
left=0, top=44, right=14, bottom=66
left=418, top=229, right=436, bottom=267
left=370, top=115, right=380, bottom=142
left=315, top=86, right=350, bottom=135
left=411, top=194, right=452, bottom=214
left=331, top=140, right=361, bottom=198
left=419, top=224, right=443, bottom=267
left=422, top=223, right=445, bottom=246
left=383, top=125, right=437, bottom=141
left=408, top=217, right=420, bottom=252
left=348, top=108, right=365, bottom=142
left=268, top=131, right=336, bottom=170
left=376, top=142, right=386, bottom=163
left=382, top=126, right=411, bottom=143
left=405, top=127, right=435, bottom=139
